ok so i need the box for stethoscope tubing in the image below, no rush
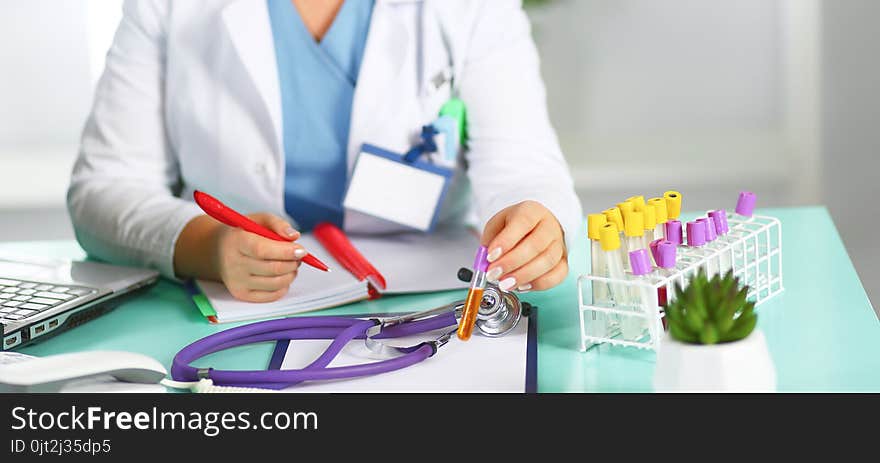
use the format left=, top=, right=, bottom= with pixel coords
left=171, top=312, right=458, bottom=389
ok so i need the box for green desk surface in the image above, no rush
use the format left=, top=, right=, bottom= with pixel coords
left=3, top=207, right=878, bottom=391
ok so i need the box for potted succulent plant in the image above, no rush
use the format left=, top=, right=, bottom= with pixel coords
left=653, top=270, right=776, bottom=392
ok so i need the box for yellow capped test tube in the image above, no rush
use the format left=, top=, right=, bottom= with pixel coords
left=603, top=207, right=625, bottom=269
left=627, top=195, right=646, bottom=211
left=603, top=207, right=623, bottom=231
left=664, top=191, right=682, bottom=220
left=622, top=209, right=644, bottom=271
left=643, top=203, right=659, bottom=264
left=599, top=223, right=627, bottom=306
left=588, top=214, right=609, bottom=303
left=642, top=203, right=656, bottom=241
left=649, top=197, right=668, bottom=237
left=616, top=200, right=635, bottom=221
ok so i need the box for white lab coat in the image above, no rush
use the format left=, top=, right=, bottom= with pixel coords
left=68, top=0, right=583, bottom=279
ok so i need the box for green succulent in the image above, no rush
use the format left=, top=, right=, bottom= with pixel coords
left=663, top=270, right=757, bottom=345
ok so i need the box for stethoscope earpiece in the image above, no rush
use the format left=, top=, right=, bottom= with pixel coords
left=457, top=267, right=474, bottom=283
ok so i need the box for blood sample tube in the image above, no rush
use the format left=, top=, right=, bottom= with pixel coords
left=457, top=246, right=489, bottom=341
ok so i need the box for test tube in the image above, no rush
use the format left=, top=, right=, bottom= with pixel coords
left=665, top=219, right=683, bottom=246
left=457, top=246, right=489, bottom=341
left=627, top=195, right=646, bottom=211
left=709, top=210, right=733, bottom=274
left=624, top=249, right=653, bottom=341
left=604, top=206, right=624, bottom=231
left=621, top=209, right=645, bottom=271
left=603, top=207, right=626, bottom=269
left=733, top=191, right=757, bottom=226
left=641, top=203, right=657, bottom=250
left=686, top=220, right=708, bottom=276
left=654, top=240, right=677, bottom=324
left=655, top=240, right=678, bottom=277
left=588, top=213, right=609, bottom=304
left=697, top=217, right=719, bottom=278
left=731, top=191, right=759, bottom=271
left=599, top=223, right=628, bottom=307
left=649, top=197, right=668, bottom=239
left=664, top=191, right=682, bottom=222
left=649, top=238, right=661, bottom=264
left=616, top=200, right=635, bottom=219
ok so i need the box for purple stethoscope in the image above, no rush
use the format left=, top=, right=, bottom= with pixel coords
left=170, top=273, right=528, bottom=391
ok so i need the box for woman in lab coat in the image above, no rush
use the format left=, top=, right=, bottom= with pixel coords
left=68, top=0, right=583, bottom=302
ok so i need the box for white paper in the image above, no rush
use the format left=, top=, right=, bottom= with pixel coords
left=343, top=150, right=447, bottom=231
left=278, top=318, right=530, bottom=392
left=197, top=235, right=367, bottom=323
left=347, top=226, right=477, bottom=293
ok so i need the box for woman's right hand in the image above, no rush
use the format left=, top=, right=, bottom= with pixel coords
left=174, top=213, right=306, bottom=303
left=214, top=213, right=307, bottom=302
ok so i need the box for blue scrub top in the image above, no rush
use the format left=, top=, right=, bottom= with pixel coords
left=267, top=0, right=374, bottom=230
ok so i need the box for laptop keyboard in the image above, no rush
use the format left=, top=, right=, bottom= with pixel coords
left=0, top=278, right=98, bottom=323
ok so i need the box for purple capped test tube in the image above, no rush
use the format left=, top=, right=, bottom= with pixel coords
left=623, top=249, right=653, bottom=341
left=736, top=191, right=757, bottom=217
left=709, top=209, right=734, bottom=275
left=686, top=221, right=707, bottom=247
left=697, top=217, right=720, bottom=277
left=665, top=220, right=683, bottom=246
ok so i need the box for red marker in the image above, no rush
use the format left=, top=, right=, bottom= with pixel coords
left=193, top=191, right=330, bottom=272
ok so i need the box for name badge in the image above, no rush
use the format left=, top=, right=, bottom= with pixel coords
left=343, top=143, right=453, bottom=232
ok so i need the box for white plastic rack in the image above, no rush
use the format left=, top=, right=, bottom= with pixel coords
left=578, top=213, right=783, bottom=352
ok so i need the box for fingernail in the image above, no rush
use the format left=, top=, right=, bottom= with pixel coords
left=516, top=284, right=532, bottom=292
left=285, top=227, right=297, bottom=237
left=499, top=277, right=516, bottom=292
left=293, top=248, right=307, bottom=258
left=487, top=247, right=502, bottom=263
left=486, top=267, right=503, bottom=282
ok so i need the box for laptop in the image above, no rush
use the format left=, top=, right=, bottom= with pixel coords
left=0, top=254, right=158, bottom=351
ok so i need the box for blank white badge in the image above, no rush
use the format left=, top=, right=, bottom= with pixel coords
left=343, top=144, right=452, bottom=231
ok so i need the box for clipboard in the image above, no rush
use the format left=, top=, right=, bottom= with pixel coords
left=268, top=309, right=538, bottom=393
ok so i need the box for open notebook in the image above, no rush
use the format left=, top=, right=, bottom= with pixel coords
left=195, top=226, right=478, bottom=323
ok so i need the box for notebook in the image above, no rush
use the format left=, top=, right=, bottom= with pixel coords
left=194, top=225, right=479, bottom=323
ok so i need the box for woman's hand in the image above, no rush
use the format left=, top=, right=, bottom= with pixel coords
left=175, top=213, right=306, bottom=303
left=481, top=201, right=568, bottom=292
left=214, top=213, right=307, bottom=302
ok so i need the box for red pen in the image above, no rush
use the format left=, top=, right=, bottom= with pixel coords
left=193, top=190, right=330, bottom=272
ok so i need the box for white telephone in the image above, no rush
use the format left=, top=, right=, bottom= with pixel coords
left=0, top=351, right=167, bottom=393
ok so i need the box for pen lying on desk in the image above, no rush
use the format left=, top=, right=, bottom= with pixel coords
left=193, top=190, right=330, bottom=272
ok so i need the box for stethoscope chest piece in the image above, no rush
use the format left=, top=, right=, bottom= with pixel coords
left=474, top=285, right=522, bottom=337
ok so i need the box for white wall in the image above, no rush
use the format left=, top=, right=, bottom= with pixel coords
left=821, top=0, right=880, bottom=308
left=528, top=0, right=820, bottom=214
left=0, top=0, right=121, bottom=209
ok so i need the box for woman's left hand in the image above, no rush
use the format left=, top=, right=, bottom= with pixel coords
left=481, top=201, right=568, bottom=292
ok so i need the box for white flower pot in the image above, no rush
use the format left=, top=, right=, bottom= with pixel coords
left=653, top=330, right=776, bottom=392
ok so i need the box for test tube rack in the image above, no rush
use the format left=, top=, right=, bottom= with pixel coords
left=577, top=213, right=783, bottom=352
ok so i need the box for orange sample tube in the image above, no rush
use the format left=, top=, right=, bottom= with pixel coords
left=457, top=246, right=489, bottom=341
